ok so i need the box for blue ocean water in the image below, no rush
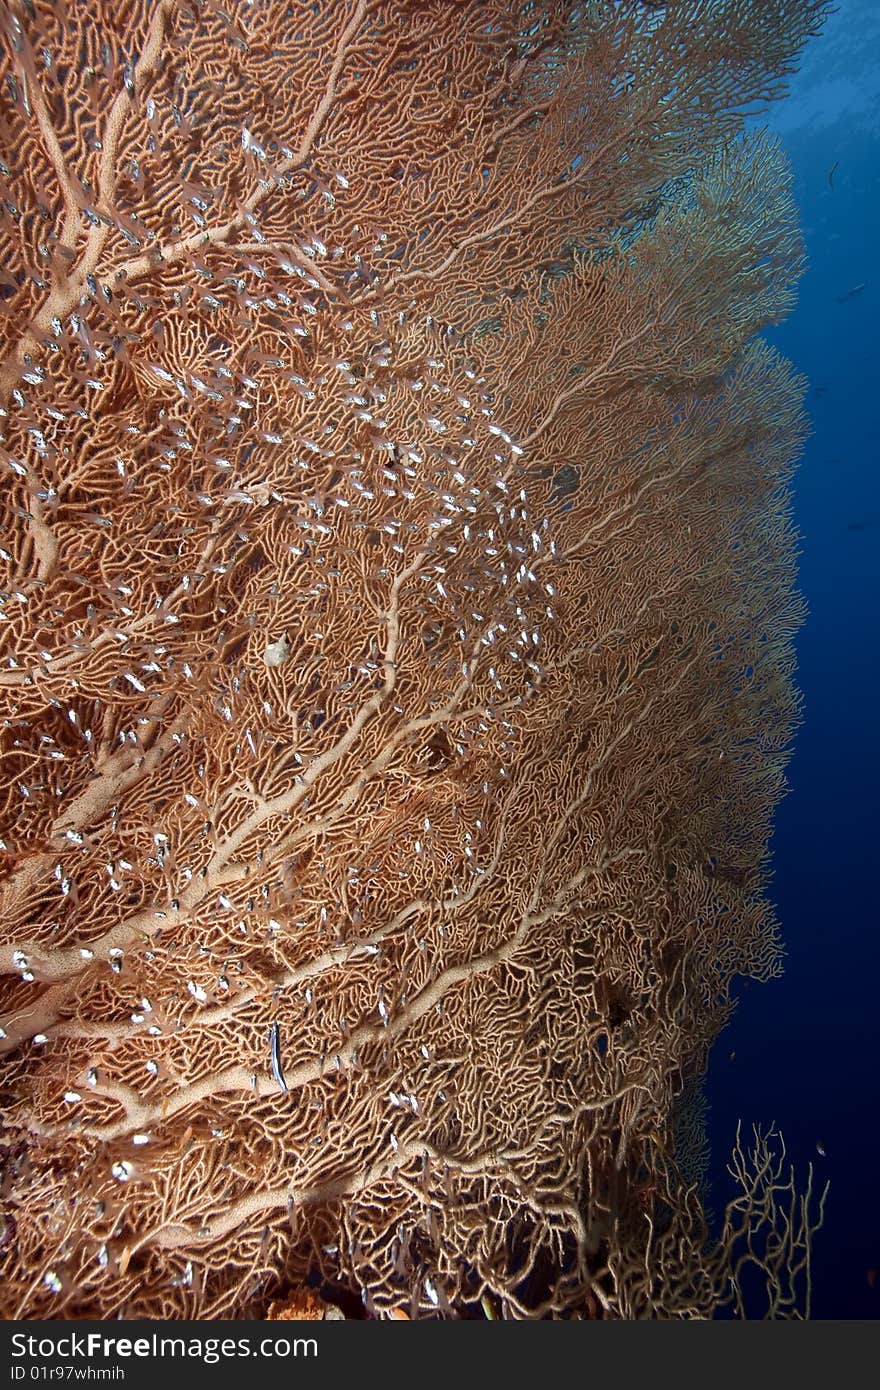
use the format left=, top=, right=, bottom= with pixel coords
left=707, top=0, right=880, bottom=1321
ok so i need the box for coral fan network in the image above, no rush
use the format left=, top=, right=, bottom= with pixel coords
left=0, top=0, right=829, bottom=1318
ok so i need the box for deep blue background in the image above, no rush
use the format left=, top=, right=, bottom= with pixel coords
left=706, top=0, right=879, bottom=1321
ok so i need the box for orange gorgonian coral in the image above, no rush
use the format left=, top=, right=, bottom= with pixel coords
left=0, top=0, right=829, bottom=1318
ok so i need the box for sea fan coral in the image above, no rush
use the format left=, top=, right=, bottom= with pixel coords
left=0, top=0, right=829, bottom=1318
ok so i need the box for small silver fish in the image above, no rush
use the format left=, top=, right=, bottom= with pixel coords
left=263, top=633, right=290, bottom=667
left=269, top=1022, right=288, bottom=1091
